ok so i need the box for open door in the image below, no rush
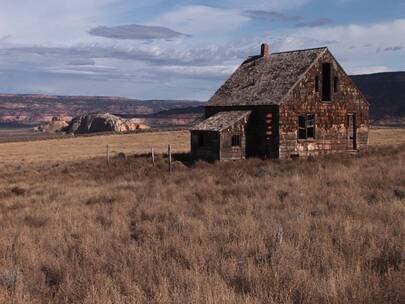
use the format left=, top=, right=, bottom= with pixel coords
left=347, top=114, right=357, bottom=150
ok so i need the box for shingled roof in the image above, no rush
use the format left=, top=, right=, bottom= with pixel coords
left=208, top=47, right=328, bottom=106
left=191, top=111, right=251, bottom=131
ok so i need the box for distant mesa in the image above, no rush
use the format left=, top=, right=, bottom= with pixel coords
left=0, top=94, right=203, bottom=128
left=33, top=113, right=150, bottom=134
left=351, top=71, right=405, bottom=125
left=63, top=113, right=150, bottom=134
left=34, top=115, right=70, bottom=133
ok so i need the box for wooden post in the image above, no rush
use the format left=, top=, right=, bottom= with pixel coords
left=151, top=148, right=155, bottom=167
left=106, top=144, right=110, bottom=167
left=168, top=144, right=172, bottom=173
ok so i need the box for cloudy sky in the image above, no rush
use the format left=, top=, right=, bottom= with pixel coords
left=0, top=0, right=404, bottom=100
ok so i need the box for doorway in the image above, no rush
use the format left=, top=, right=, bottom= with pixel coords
left=347, top=114, right=357, bottom=150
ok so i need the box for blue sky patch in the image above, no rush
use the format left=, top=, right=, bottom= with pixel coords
left=0, top=0, right=404, bottom=99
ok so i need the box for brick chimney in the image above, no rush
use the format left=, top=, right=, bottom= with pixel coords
left=261, top=43, right=270, bottom=59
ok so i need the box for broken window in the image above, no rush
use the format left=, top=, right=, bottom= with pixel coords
left=334, top=76, right=339, bottom=93
left=231, top=134, right=241, bottom=147
left=315, top=76, right=319, bottom=92
left=322, top=63, right=332, bottom=101
left=307, top=114, right=315, bottom=138
left=298, top=116, right=307, bottom=139
left=298, top=114, right=315, bottom=139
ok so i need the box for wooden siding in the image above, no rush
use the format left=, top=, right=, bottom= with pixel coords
left=219, top=122, right=247, bottom=160
left=206, top=105, right=279, bottom=159
left=279, top=51, right=369, bottom=159
left=190, top=116, right=249, bottom=161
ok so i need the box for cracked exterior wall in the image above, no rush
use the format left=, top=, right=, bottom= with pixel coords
left=279, top=51, right=369, bottom=159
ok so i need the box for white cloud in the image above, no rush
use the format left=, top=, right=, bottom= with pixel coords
left=160, top=64, right=238, bottom=79
left=276, top=19, right=405, bottom=74
left=150, top=5, right=249, bottom=34
left=0, top=0, right=118, bottom=43
left=217, top=0, right=312, bottom=10
left=348, top=66, right=391, bottom=75
left=0, top=0, right=403, bottom=99
left=88, top=24, right=186, bottom=40
left=297, top=19, right=405, bottom=50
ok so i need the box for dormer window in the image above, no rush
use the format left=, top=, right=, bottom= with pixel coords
left=322, top=63, right=332, bottom=102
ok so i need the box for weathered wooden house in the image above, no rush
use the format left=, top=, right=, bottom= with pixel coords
left=191, top=43, right=369, bottom=161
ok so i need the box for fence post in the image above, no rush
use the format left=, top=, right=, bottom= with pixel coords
left=151, top=148, right=155, bottom=167
left=168, top=144, right=172, bottom=173
left=106, top=144, right=110, bottom=167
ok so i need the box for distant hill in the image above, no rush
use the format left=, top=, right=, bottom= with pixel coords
left=117, top=106, right=206, bottom=128
left=1, top=71, right=404, bottom=127
left=351, top=72, right=405, bottom=124
left=0, top=94, right=203, bottom=124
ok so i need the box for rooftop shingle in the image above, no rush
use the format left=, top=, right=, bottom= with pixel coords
left=208, top=47, right=327, bottom=106
left=191, top=111, right=251, bottom=131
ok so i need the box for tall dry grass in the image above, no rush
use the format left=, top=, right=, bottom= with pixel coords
left=0, top=145, right=404, bottom=303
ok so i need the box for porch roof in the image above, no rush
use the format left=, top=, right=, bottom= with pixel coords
left=191, top=111, right=251, bottom=132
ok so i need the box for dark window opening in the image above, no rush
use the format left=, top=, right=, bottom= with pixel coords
left=192, top=134, right=199, bottom=146
left=298, top=116, right=306, bottom=139
left=334, top=76, right=339, bottom=93
left=322, top=63, right=331, bottom=101
left=315, top=76, right=319, bottom=92
left=298, top=115, right=316, bottom=139
left=307, top=114, right=315, bottom=138
left=231, top=134, right=241, bottom=147
left=198, top=134, right=207, bottom=147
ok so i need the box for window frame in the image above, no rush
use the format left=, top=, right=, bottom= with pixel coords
left=298, top=114, right=316, bottom=140
left=231, top=134, right=241, bottom=147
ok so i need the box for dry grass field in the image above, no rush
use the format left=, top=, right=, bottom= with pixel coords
left=369, top=127, right=405, bottom=146
left=0, top=131, right=189, bottom=165
left=0, top=128, right=404, bottom=165
left=0, top=128, right=404, bottom=303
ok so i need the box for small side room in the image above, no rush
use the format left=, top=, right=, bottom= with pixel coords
left=190, top=111, right=251, bottom=161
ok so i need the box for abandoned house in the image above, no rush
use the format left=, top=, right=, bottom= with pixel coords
left=191, top=43, right=369, bottom=161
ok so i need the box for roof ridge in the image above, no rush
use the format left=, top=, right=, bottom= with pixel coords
left=271, top=46, right=328, bottom=55
left=243, top=47, right=327, bottom=64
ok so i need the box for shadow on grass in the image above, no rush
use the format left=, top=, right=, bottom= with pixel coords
left=123, top=152, right=197, bottom=167
left=172, top=153, right=196, bottom=167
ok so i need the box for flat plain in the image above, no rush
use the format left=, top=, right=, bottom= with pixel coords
left=0, top=128, right=404, bottom=165
left=0, top=130, right=189, bottom=165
